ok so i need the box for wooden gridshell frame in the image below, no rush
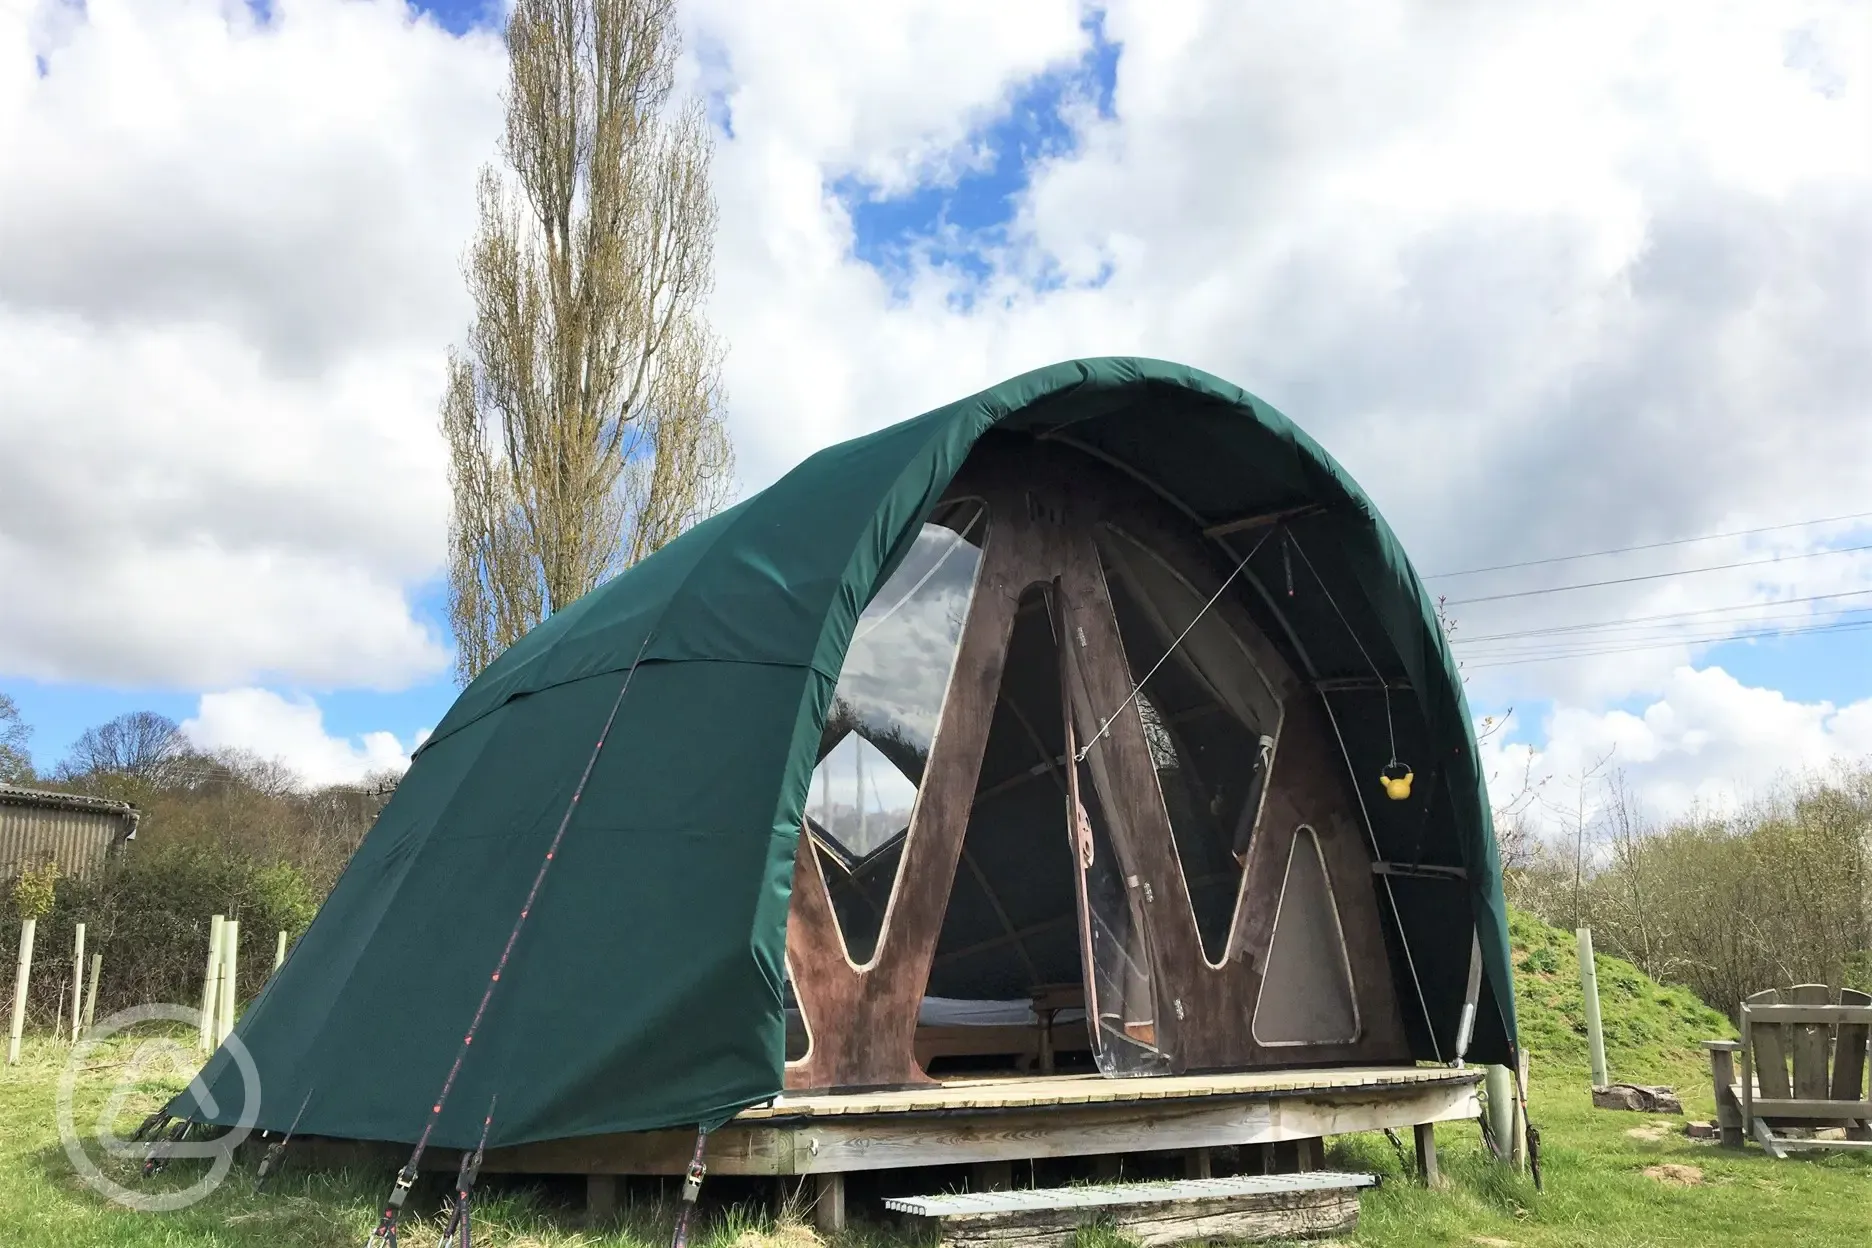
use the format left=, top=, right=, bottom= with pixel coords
left=782, top=440, right=1412, bottom=1091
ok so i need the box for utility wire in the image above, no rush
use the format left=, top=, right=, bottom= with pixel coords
left=1442, top=542, right=1872, bottom=607
left=1462, top=616, right=1872, bottom=669
left=1424, top=510, right=1872, bottom=579
left=1463, top=616, right=1872, bottom=662
left=1459, top=618, right=1872, bottom=658
left=1463, top=606, right=1872, bottom=651
left=1449, top=588, right=1872, bottom=645
left=1457, top=604, right=1872, bottom=650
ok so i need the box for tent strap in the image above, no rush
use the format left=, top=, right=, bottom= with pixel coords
left=366, top=633, right=654, bottom=1247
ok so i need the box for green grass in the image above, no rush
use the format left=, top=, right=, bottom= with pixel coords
left=2, top=910, right=1868, bottom=1245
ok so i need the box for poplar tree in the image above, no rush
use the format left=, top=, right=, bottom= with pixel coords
left=442, top=0, right=734, bottom=683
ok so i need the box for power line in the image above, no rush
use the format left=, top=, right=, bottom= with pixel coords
left=1463, top=615, right=1872, bottom=661
left=1441, top=541, right=1872, bottom=607
left=1465, top=622, right=1872, bottom=668
left=1460, top=605, right=1872, bottom=655
left=1461, top=616, right=1872, bottom=669
left=1424, top=510, right=1872, bottom=579
left=1459, top=615, right=1872, bottom=659
left=1452, top=587, right=1872, bottom=643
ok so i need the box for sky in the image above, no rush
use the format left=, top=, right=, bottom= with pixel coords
left=1, top=0, right=1868, bottom=826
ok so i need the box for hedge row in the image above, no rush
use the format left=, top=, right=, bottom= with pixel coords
left=2, top=845, right=318, bottom=1029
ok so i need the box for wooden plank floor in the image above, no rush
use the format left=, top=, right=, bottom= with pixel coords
left=287, top=1067, right=1480, bottom=1179
left=744, top=1066, right=1469, bottom=1120
left=463, top=1066, right=1482, bottom=1176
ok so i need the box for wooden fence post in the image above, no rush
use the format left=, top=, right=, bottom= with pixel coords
left=71, top=923, right=86, bottom=1042
left=1485, top=1063, right=1515, bottom=1161
left=1576, top=927, right=1609, bottom=1088
left=219, top=920, right=240, bottom=1044
left=8, top=918, right=36, bottom=1065
left=83, top=952, right=101, bottom=1035
left=200, top=915, right=225, bottom=1053
left=1513, top=1047, right=1531, bottom=1172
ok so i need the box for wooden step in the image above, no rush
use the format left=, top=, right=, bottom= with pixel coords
left=884, top=1172, right=1379, bottom=1247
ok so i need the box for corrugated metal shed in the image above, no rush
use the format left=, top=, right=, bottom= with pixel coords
left=0, top=784, right=140, bottom=881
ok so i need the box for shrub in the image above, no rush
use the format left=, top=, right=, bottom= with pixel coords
left=10, top=860, right=59, bottom=922
left=1519, top=945, right=1560, bottom=976
left=1, top=845, right=317, bottom=1028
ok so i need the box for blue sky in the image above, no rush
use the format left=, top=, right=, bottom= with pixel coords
left=833, top=14, right=1119, bottom=299
left=8, top=3, right=1127, bottom=775
left=5, top=2, right=1867, bottom=815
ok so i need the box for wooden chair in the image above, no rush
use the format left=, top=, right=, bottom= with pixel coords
left=1707, top=985, right=1872, bottom=1158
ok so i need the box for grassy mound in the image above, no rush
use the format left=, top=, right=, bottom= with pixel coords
left=4, top=909, right=1866, bottom=1247
left=1507, top=908, right=1734, bottom=1086
left=1336, top=909, right=1867, bottom=1247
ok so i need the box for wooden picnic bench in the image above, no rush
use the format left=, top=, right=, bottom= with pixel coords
left=1704, top=984, right=1872, bottom=1157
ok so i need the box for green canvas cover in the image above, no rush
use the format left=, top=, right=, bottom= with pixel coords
left=172, top=357, right=1516, bottom=1149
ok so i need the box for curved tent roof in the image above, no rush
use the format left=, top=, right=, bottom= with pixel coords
left=175, top=357, right=1515, bottom=1149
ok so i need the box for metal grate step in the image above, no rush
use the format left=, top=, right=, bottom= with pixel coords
left=885, top=1171, right=1379, bottom=1217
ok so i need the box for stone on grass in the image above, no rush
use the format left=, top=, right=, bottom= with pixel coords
left=1593, top=1084, right=1683, bottom=1114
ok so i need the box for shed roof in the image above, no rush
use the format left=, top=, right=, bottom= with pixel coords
left=0, top=783, right=140, bottom=828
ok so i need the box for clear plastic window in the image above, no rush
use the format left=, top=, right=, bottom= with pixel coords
left=1095, top=525, right=1282, bottom=963
left=807, top=502, right=987, bottom=961
left=1061, top=612, right=1173, bottom=1077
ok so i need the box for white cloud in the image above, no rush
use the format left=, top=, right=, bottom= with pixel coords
left=5, top=0, right=1869, bottom=777
left=181, top=687, right=417, bottom=787
left=691, top=0, right=1871, bottom=707
left=1479, top=665, right=1872, bottom=834
left=0, top=0, right=504, bottom=688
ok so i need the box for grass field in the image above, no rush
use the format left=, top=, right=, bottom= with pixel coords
left=2, top=912, right=1868, bottom=1247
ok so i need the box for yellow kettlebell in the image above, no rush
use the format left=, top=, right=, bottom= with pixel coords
left=1379, top=763, right=1414, bottom=801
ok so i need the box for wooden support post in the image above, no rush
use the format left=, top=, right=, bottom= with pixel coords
left=70, top=923, right=85, bottom=1042
left=1513, top=1047, right=1531, bottom=1173
left=585, top=1174, right=618, bottom=1226
left=1183, top=1147, right=1212, bottom=1179
left=1485, top=1064, right=1516, bottom=1160
left=1576, top=927, right=1609, bottom=1088
left=813, top=1172, right=846, bottom=1234
left=82, top=953, right=101, bottom=1036
left=219, top=919, right=240, bottom=1043
left=1704, top=1041, right=1744, bottom=1148
left=584, top=1175, right=614, bottom=1227
left=1270, top=1140, right=1300, bottom=1174
left=200, top=915, right=224, bottom=1053
left=275, top=929, right=289, bottom=971
left=1413, top=1123, right=1440, bottom=1188
left=972, top=1160, right=1013, bottom=1192
left=8, top=918, right=36, bottom=1065
left=1239, top=1142, right=1272, bottom=1175
left=1092, top=1154, right=1122, bottom=1181
left=1298, top=1137, right=1326, bottom=1172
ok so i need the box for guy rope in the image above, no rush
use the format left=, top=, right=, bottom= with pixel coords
left=366, top=635, right=658, bottom=1247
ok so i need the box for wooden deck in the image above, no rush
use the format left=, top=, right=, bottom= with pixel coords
left=475, top=1065, right=1481, bottom=1176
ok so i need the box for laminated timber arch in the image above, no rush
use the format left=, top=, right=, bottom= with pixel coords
left=784, top=440, right=1409, bottom=1089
